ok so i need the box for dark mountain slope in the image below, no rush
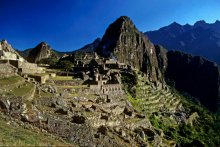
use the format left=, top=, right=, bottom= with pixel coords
left=96, top=16, right=163, bottom=83
left=73, top=38, right=100, bottom=55
left=163, top=49, right=220, bottom=112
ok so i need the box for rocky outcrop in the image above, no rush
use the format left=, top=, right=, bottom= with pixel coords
left=0, top=40, right=25, bottom=62
left=27, top=42, right=59, bottom=63
left=165, top=50, right=220, bottom=112
left=96, top=16, right=163, bottom=82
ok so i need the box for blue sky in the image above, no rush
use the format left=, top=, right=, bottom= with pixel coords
left=0, top=0, right=220, bottom=51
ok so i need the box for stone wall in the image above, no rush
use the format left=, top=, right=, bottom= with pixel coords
left=101, top=84, right=123, bottom=95
left=28, top=74, right=50, bottom=84
left=90, top=84, right=101, bottom=92
left=90, top=83, right=123, bottom=95
left=0, top=63, right=17, bottom=78
left=8, top=60, right=45, bottom=74
left=18, top=61, right=45, bottom=74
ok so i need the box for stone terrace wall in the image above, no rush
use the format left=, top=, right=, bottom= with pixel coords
left=90, top=83, right=123, bottom=95
left=101, top=84, right=123, bottom=95
left=28, top=74, right=50, bottom=84
left=8, top=60, right=45, bottom=74
left=0, top=63, right=17, bottom=78
left=18, top=62, right=45, bottom=74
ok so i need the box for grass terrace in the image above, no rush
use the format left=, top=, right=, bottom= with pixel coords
left=0, top=118, right=71, bottom=146
left=0, top=76, right=24, bottom=87
left=12, top=82, right=34, bottom=97
left=53, top=76, right=74, bottom=81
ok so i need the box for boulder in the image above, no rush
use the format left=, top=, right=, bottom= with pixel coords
left=72, top=115, right=86, bottom=124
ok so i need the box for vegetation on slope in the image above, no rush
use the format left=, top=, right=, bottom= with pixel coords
left=121, top=71, right=220, bottom=147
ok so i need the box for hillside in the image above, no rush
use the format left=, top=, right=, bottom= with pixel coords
left=0, top=16, right=220, bottom=146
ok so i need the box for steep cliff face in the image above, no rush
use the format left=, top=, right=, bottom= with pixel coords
left=155, top=45, right=168, bottom=77
left=27, top=42, right=59, bottom=63
left=0, top=40, right=25, bottom=62
left=165, top=51, right=220, bottom=112
left=96, top=16, right=163, bottom=82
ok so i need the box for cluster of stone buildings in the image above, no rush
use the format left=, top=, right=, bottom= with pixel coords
left=0, top=40, right=52, bottom=83
left=73, top=53, right=128, bottom=95
left=0, top=39, right=127, bottom=92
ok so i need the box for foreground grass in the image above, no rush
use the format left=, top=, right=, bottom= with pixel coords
left=0, top=118, right=73, bottom=146
left=12, top=82, right=34, bottom=97
left=0, top=76, right=23, bottom=86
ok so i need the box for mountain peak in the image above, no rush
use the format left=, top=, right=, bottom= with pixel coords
left=116, top=16, right=132, bottom=23
left=97, top=16, right=163, bottom=82
left=194, top=20, right=207, bottom=27
left=170, top=21, right=181, bottom=26
left=108, top=16, right=135, bottom=30
left=27, top=42, right=57, bottom=63
left=97, top=16, right=138, bottom=57
left=161, top=22, right=182, bottom=31
left=39, top=41, right=47, bottom=46
left=215, top=20, right=220, bottom=24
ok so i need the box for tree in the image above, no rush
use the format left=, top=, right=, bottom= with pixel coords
left=59, top=60, right=73, bottom=76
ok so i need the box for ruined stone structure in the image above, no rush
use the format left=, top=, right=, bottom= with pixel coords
left=0, top=61, right=17, bottom=78
left=100, top=84, right=123, bottom=95
left=72, top=51, right=128, bottom=96
left=0, top=40, right=25, bottom=62
left=0, top=40, right=48, bottom=84
left=89, top=69, right=123, bottom=95
left=27, top=74, right=50, bottom=84
left=8, top=60, right=45, bottom=74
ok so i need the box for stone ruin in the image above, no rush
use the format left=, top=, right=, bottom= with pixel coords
left=0, top=40, right=49, bottom=83
left=0, top=40, right=25, bottom=62
left=73, top=53, right=127, bottom=95
left=89, top=69, right=123, bottom=95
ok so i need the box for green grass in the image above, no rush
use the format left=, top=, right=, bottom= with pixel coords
left=148, top=89, right=220, bottom=147
left=57, top=85, right=87, bottom=88
left=12, top=82, right=34, bottom=97
left=53, top=76, right=73, bottom=81
left=127, top=95, right=143, bottom=112
left=39, top=90, right=54, bottom=98
left=0, top=76, right=23, bottom=86
left=0, top=118, right=72, bottom=146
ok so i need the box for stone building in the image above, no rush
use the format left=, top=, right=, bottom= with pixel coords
left=89, top=70, right=123, bottom=95
left=0, top=40, right=47, bottom=82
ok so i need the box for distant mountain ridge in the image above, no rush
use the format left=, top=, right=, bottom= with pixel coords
left=145, top=20, right=220, bottom=64
left=72, top=38, right=101, bottom=56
